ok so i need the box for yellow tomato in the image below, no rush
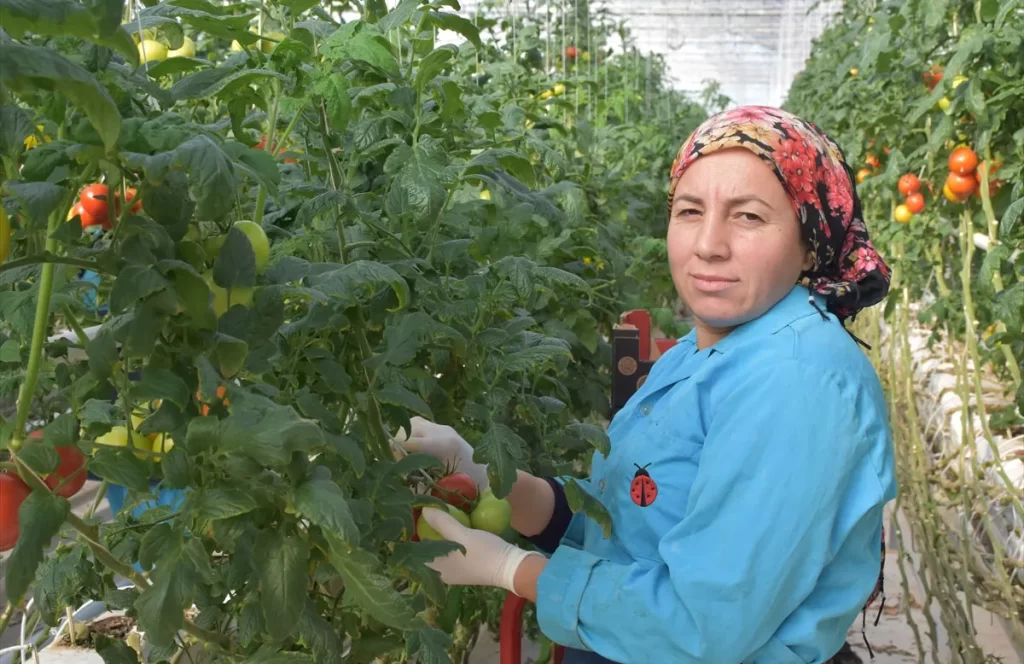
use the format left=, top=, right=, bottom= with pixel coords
left=137, top=39, right=168, bottom=63
left=94, top=426, right=151, bottom=460
left=167, top=36, right=196, bottom=58
left=893, top=204, right=912, bottom=224
left=479, top=190, right=491, bottom=201
left=553, top=83, right=566, bottom=95
left=151, top=434, right=175, bottom=460
left=937, top=97, right=950, bottom=111
left=951, top=75, right=968, bottom=90
left=849, top=67, right=859, bottom=77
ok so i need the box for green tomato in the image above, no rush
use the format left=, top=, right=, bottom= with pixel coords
left=470, top=491, right=511, bottom=535
left=203, top=270, right=254, bottom=317
left=417, top=505, right=471, bottom=540
left=233, top=220, right=270, bottom=273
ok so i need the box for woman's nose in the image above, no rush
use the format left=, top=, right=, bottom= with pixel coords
left=692, top=213, right=730, bottom=261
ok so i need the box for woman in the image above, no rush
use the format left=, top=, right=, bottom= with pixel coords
left=396, top=106, right=897, bottom=663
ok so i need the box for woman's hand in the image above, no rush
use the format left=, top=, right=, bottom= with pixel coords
left=390, top=417, right=490, bottom=491
left=392, top=417, right=558, bottom=538
left=420, top=507, right=547, bottom=598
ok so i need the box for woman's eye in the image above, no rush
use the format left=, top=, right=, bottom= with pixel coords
left=739, top=212, right=763, bottom=222
left=677, top=208, right=701, bottom=218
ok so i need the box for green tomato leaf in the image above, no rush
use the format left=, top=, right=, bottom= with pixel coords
left=196, top=487, right=259, bottom=521
left=564, top=478, right=613, bottom=538
left=215, top=394, right=324, bottom=467
left=309, top=260, right=409, bottom=310
left=135, top=547, right=193, bottom=647
left=297, top=598, right=345, bottom=662
left=314, top=73, right=353, bottom=135
left=214, top=225, right=257, bottom=289
left=94, top=634, right=141, bottom=664
left=473, top=423, right=525, bottom=499
left=378, top=0, right=422, bottom=33
left=294, top=478, right=360, bottom=545
left=44, top=414, right=79, bottom=448
left=562, top=422, right=611, bottom=457
left=18, top=438, right=59, bottom=475
left=3, top=181, right=68, bottom=229
left=214, top=333, right=248, bottom=378
left=373, top=384, right=433, bottom=419
left=0, top=103, right=34, bottom=160
left=425, top=11, right=482, bottom=50
left=405, top=627, right=453, bottom=664
left=384, top=137, right=455, bottom=223
left=325, top=536, right=424, bottom=631
left=414, top=44, right=458, bottom=92
left=132, top=367, right=190, bottom=410
left=88, top=448, right=151, bottom=492
left=4, top=490, right=69, bottom=602
left=1000, top=196, right=1024, bottom=239
left=173, top=135, right=238, bottom=221
left=255, top=529, right=307, bottom=642
left=110, top=265, right=170, bottom=315
left=0, top=40, right=120, bottom=149
left=322, top=21, right=399, bottom=75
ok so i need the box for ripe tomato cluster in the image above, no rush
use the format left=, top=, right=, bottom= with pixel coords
left=67, top=183, right=142, bottom=230
left=894, top=173, right=925, bottom=223
left=941, top=146, right=997, bottom=203
left=411, top=471, right=512, bottom=541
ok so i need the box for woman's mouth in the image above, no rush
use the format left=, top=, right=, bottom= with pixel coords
left=689, top=274, right=738, bottom=293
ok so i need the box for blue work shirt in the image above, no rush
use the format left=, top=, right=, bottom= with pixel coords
left=536, top=284, right=898, bottom=663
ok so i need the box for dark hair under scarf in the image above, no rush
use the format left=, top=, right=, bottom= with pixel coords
left=668, top=106, right=890, bottom=323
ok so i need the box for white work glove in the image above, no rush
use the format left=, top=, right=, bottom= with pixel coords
left=391, top=417, right=490, bottom=491
left=420, top=507, right=544, bottom=595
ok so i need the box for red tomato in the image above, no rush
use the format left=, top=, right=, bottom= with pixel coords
left=945, top=171, right=977, bottom=198
left=856, top=168, right=871, bottom=184
left=45, top=446, right=88, bottom=498
left=897, top=173, right=920, bottom=196
left=430, top=472, right=479, bottom=512
left=947, top=147, right=978, bottom=175
left=865, top=153, right=880, bottom=170
left=79, top=184, right=112, bottom=219
left=973, top=161, right=1002, bottom=198
left=1, top=473, right=31, bottom=552
left=905, top=192, right=925, bottom=214
left=922, top=65, right=943, bottom=90
left=565, top=45, right=578, bottom=59
left=119, top=188, right=142, bottom=214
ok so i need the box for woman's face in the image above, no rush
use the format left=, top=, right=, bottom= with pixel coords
left=667, top=148, right=813, bottom=348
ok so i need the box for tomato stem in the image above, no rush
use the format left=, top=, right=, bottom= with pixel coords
left=10, top=195, right=72, bottom=450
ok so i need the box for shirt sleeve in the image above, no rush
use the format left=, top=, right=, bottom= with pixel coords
left=535, top=360, right=891, bottom=663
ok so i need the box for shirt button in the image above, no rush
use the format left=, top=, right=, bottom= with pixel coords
left=640, top=404, right=652, bottom=416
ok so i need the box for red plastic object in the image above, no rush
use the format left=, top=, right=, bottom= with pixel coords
left=654, top=337, right=677, bottom=356
left=620, top=309, right=651, bottom=360
left=500, top=593, right=565, bottom=664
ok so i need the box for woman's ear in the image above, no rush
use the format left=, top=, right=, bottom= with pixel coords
left=802, top=249, right=815, bottom=272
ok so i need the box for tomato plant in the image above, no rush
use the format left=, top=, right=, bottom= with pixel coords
left=785, top=0, right=1024, bottom=652
left=0, top=0, right=709, bottom=660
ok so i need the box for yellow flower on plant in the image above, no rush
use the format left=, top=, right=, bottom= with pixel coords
left=583, top=256, right=592, bottom=264
left=597, top=261, right=605, bottom=270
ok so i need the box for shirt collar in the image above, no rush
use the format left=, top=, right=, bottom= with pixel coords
left=695, top=284, right=827, bottom=355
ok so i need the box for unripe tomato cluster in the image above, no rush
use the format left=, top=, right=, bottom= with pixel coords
left=2, top=431, right=89, bottom=552
left=412, top=471, right=512, bottom=541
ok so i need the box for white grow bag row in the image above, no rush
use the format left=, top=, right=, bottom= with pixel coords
left=877, top=304, right=1024, bottom=584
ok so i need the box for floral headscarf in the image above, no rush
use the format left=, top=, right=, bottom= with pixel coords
left=668, top=105, right=890, bottom=322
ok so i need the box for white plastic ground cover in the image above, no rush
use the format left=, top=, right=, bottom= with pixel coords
left=877, top=304, right=1024, bottom=584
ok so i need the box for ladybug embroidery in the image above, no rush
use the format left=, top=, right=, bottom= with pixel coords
left=630, top=463, right=658, bottom=507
